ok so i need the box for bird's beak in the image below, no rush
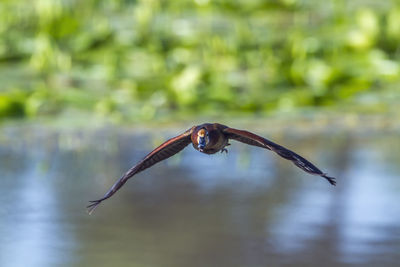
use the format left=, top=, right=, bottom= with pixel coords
left=198, top=136, right=206, bottom=151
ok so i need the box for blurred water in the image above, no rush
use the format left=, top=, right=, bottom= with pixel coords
left=0, top=124, right=399, bottom=267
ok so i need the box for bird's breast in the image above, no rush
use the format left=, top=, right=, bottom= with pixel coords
left=192, top=129, right=228, bottom=154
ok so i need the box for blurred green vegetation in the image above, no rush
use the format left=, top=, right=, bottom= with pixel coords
left=0, top=0, right=399, bottom=121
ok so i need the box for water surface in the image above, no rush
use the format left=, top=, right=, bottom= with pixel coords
left=0, top=123, right=399, bottom=267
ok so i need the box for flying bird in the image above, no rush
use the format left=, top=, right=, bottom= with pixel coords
left=87, top=123, right=336, bottom=214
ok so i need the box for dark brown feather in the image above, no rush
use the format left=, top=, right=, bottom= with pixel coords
left=223, top=127, right=336, bottom=185
left=87, top=127, right=194, bottom=214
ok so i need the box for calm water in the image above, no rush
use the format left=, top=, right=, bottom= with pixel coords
left=0, top=123, right=399, bottom=267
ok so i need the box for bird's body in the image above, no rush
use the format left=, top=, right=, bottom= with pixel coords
left=191, top=123, right=229, bottom=154
left=88, top=123, right=336, bottom=214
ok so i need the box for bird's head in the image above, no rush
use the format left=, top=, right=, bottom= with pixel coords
left=197, top=128, right=209, bottom=151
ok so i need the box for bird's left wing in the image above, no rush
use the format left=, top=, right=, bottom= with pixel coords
left=87, top=127, right=194, bottom=214
left=223, top=127, right=336, bottom=185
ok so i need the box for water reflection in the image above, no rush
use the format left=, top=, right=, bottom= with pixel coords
left=0, top=125, right=399, bottom=267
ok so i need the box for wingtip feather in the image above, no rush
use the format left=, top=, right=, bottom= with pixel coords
left=86, top=200, right=102, bottom=215
left=322, top=174, right=336, bottom=186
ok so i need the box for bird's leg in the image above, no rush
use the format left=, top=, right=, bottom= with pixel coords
left=220, top=143, right=231, bottom=154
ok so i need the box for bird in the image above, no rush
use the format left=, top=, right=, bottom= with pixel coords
left=87, top=123, right=336, bottom=214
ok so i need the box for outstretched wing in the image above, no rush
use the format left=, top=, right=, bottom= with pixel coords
left=87, top=127, right=194, bottom=214
left=223, top=127, right=336, bottom=185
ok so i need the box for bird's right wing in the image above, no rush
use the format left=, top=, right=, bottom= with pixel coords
left=87, top=127, right=194, bottom=214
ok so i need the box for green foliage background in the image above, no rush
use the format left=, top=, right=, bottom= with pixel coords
left=0, top=0, right=399, bottom=121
